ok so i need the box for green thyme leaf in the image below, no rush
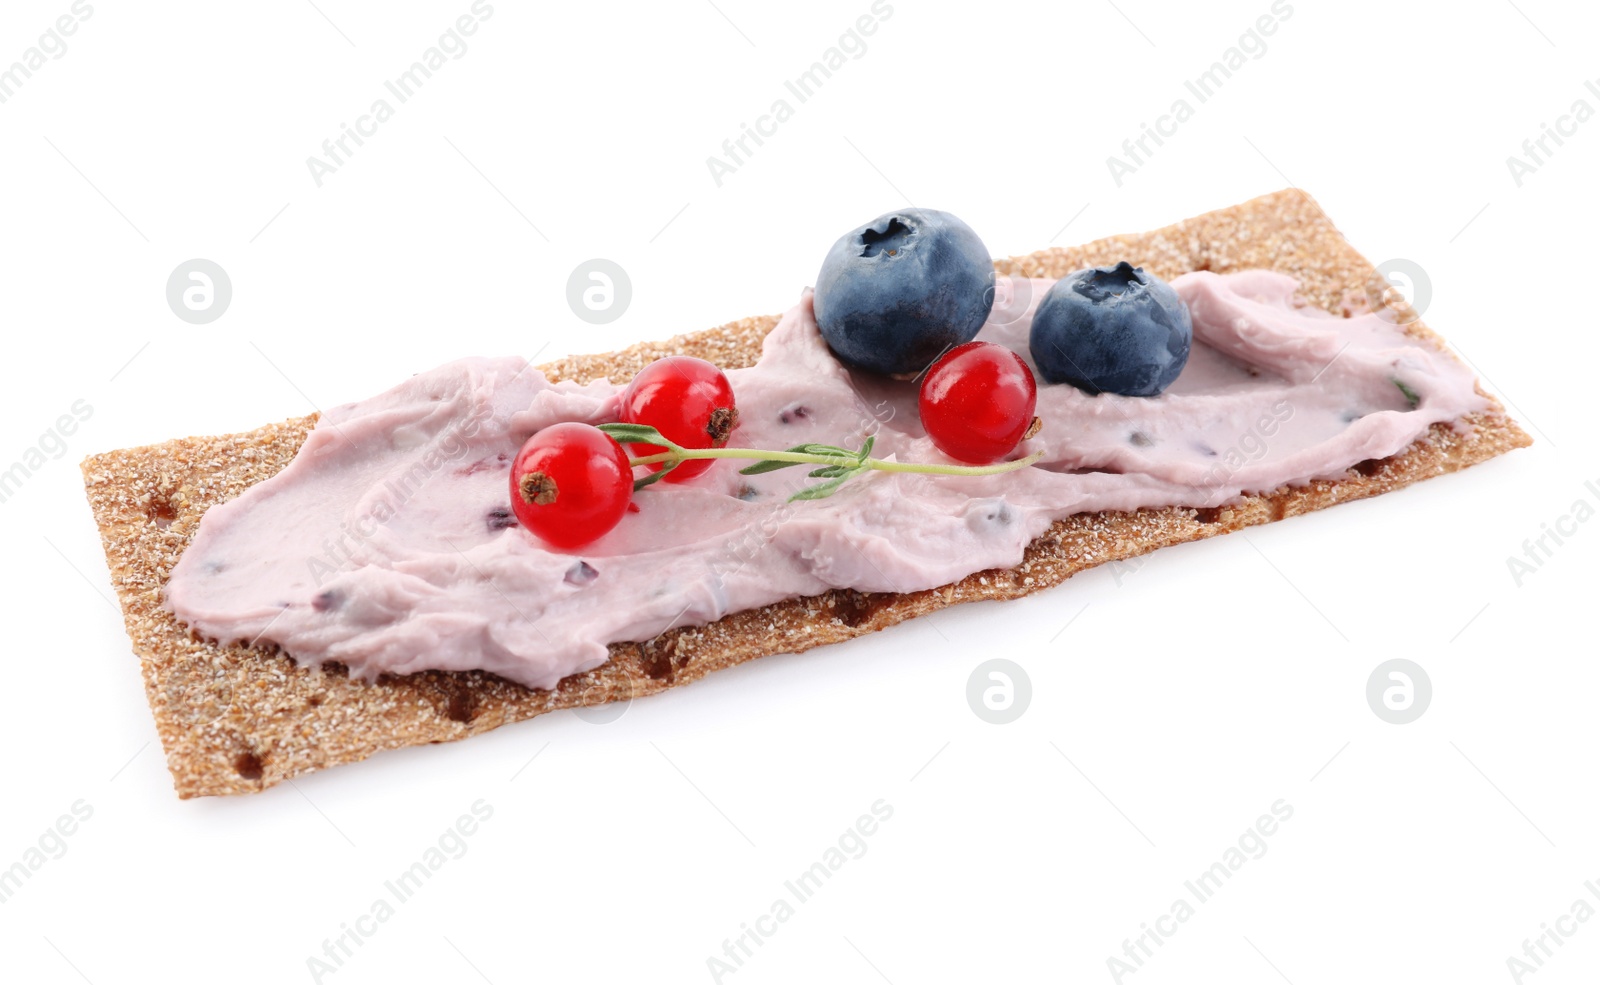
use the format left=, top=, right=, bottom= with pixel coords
left=808, top=465, right=853, bottom=478
left=631, top=459, right=680, bottom=491
left=1391, top=378, right=1421, bottom=409
left=857, top=434, right=875, bottom=461
left=788, top=466, right=869, bottom=501
left=739, top=459, right=802, bottom=475
left=599, top=422, right=676, bottom=447
left=738, top=444, right=855, bottom=475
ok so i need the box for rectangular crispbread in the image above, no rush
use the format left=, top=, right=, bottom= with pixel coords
left=80, top=189, right=1531, bottom=798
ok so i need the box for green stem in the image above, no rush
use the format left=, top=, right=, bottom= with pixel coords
left=598, top=421, right=1043, bottom=500
left=627, top=446, right=1043, bottom=477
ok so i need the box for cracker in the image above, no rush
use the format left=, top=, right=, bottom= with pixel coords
left=80, top=190, right=1531, bottom=798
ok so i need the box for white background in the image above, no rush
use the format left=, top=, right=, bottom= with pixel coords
left=2, top=0, right=1597, bottom=982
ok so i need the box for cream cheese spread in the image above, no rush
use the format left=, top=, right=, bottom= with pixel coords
left=164, top=270, right=1484, bottom=689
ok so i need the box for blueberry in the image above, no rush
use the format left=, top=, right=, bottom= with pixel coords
left=1029, top=262, right=1192, bottom=396
left=814, top=209, right=995, bottom=376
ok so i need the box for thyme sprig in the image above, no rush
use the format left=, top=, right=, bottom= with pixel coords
left=597, top=423, right=1043, bottom=501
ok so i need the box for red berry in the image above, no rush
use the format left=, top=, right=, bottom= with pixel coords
left=618, top=356, right=739, bottom=482
left=509, top=423, right=633, bottom=549
left=918, top=342, right=1038, bottom=464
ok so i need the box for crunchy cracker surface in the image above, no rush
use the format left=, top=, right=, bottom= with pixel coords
left=80, top=190, right=1531, bottom=798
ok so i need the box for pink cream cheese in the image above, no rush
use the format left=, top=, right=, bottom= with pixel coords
left=164, top=271, right=1485, bottom=690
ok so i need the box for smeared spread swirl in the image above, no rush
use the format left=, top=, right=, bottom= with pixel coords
left=165, top=271, right=1484, bottom=689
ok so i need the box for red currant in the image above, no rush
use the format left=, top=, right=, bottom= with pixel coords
left=918, top=341, right=1038, bottom=464
left=509, top=423, right=633, bottom=549
left=618, top=356, right=739, bottom=482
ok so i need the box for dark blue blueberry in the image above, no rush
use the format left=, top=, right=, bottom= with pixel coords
left=814, top=209, right=995, bottom=376
left=1029, top=262, right=1192, bottom=396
